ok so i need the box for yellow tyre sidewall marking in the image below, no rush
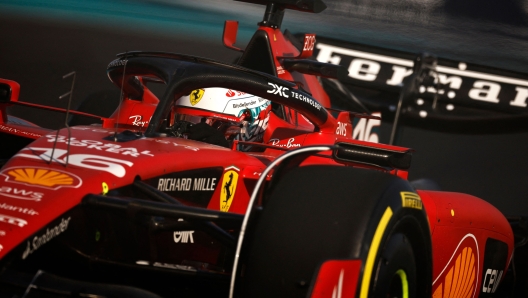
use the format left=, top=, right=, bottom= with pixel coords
left=396, top=269, right=409, bottom=298
left=360, top=206, right=393, bottom=298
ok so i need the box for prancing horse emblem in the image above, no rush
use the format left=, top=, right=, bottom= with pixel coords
left=190, top=89, right=205, bottom=106
left=220, top=169, right=238, bottom=212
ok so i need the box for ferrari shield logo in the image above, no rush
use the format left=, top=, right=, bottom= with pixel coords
left=220, top=170, right=238, bottom=212
left=189, top=89, right=205, bottom=106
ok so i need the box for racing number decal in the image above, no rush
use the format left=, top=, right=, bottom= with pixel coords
left=220, top=170, right=238, bottom=212
left=190, top=89, right=204, bottom=106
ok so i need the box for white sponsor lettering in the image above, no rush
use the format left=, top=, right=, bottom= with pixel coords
left=0, top=202, right=39, bottom=215
left=267, top=83, right=289, bottom=98
left=0, top=125, right=42, bottom=138
left=0, top=187, right=44, bottom=201
left=0, top=213, right=27, bottom=227
left=173, top=230, right=194, bottom=243
left=482, top=269, right=503, bottom=293
left=22, top=217, right=71, bottom=260
left=269, top=138, right=301, bottom=148
left=128, top=115, right=151, bottom=127
left=157, top=178, right=191, bottom=191
left=303, top=35, right=316, bottom=51
left=336, top=122, right=348, bottom=136
left=253, top=171, right=272, bottom=179
left=193, top=178, right=216, bottom=191
left=16, top=148, right=133, bottom=178
left=157, top=177, right=217, bottom=192
left=44, top=136, right=154, bottom=157
left=290, top=91, right=322, bottom=110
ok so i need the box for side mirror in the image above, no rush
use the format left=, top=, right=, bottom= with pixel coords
left=223, top=20, right=244, bottom=52
left=0, top=79, right=20, bottom=103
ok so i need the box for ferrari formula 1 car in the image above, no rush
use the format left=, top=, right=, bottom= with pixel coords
left=0, top=0, right=517, bottom=297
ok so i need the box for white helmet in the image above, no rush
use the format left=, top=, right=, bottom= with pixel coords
left=173, top=87, right=271, bottom=149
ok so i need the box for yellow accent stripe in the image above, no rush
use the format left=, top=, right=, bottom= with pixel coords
left=396, top=269, right=409, bottom=298
left=360, top=207, right=393, bottom=298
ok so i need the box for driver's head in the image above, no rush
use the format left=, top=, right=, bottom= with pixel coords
left=173, top=87, right=271, bottom=149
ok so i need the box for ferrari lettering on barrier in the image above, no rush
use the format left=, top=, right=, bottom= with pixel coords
left=44, top=137, right=154, bottom=157
left=157, top=178, right=217, bottom=192
left=22, top=217, right=71, bottom=260
left=0, top=167, right=82, bottom=191
left=173, top=231, right=195, bottom=243
left=15, top=148, right=133, bottom=178
left=0, top=203, right=38, bottom=215
left=0, top=214, right=27, bottom=227
left=315, top=42, right=528, bottom=112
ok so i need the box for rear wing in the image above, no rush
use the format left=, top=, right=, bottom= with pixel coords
left=312, top=36, right=528, bottom=133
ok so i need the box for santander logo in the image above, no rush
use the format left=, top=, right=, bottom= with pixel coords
left=226, top=89, right=236, bottom=97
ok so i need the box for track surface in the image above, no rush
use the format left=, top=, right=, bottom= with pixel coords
left=0, top=1, right=527, bottom=216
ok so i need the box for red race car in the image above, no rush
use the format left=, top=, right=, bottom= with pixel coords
left=0, top=0, right=516, bottom=297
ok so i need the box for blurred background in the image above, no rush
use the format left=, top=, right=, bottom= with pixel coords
left=0, top=0, right=527, bottom=216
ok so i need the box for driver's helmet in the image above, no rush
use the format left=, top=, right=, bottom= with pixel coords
left=173, top=87, right=271, bottom=149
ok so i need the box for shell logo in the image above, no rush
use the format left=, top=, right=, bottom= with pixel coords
left=433, top=234, right=479, bottom=298
left=1, top=167, right=82, bottom=190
